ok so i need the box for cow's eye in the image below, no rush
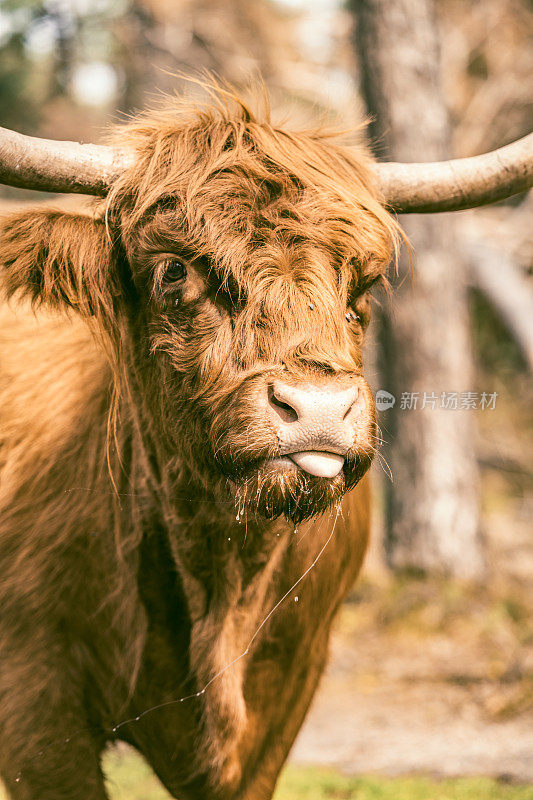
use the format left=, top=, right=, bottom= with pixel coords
left=164, top=259, right=187, bottom=283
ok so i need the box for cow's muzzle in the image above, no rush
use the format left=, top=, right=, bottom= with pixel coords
left=263, top=377, right=368, bottom=478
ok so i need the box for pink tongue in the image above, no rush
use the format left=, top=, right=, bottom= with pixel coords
left=289, top=451, right=345, bottom=478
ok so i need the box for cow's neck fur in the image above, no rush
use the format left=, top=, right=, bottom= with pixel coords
left=108, top=349, right=302, bottom=787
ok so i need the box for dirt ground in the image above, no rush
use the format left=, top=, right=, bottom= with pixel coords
left=291, top=609, right=533, bottom=782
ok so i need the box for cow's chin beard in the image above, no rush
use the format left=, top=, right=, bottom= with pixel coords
left=228, top=453, right=371, bottom=524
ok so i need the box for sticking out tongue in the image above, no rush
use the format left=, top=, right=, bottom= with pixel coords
left=289, top=451, right=345, bottom=478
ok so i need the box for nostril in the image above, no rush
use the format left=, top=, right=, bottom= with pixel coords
left=343, top=386, right=360, bottom=420
left=268, top=385, right=299, bottom=423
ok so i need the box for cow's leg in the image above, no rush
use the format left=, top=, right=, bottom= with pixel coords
left=236, top=640, right=330, bottom=800
left=1, top=735, right=108, bottom=800
left=0, top=641, right=109, bottom=800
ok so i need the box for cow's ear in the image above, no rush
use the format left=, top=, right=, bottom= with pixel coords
left=0, top=208, right=120, bottom=317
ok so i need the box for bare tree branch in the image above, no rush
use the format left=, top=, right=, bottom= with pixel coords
left=464, top=236, right=533, bottom=372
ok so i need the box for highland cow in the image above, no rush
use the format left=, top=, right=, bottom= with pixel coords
left=0, top=86, right=531, bottom=800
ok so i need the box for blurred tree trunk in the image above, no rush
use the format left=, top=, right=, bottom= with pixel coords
left=115, top=1, right=158, bottom=115
left=350, top=0, right=485, bottom=577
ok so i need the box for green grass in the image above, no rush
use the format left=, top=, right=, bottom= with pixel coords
left=2, top=748, right=531, bottom=799
left=276, top=766, right=533, bottom=800
left=100, top=748, right=532, bottom=800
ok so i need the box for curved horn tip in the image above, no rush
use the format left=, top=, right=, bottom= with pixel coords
left=374, top=132, right=533, bottom=214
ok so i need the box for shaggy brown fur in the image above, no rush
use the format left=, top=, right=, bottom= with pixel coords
left=0, top=84, right=398, bottom=800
